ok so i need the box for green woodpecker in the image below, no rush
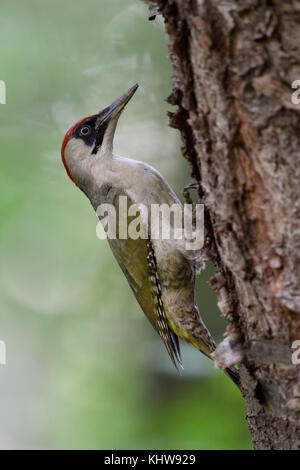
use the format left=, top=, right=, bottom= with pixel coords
left=61, top=84, right=240, bottom=389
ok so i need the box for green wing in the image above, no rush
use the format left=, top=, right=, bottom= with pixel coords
left=101, top=188, right=182, bottom=369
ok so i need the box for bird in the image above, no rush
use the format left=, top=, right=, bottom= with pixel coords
left=61, top=83, right=240, bottom=389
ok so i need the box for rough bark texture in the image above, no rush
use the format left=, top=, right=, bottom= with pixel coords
left=145, top=0, right=300, bottom=450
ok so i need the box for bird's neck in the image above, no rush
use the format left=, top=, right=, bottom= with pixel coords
left=76, top=151, right=117, bottom=208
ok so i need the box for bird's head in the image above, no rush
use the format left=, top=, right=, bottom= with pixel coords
left=61, top=83, right=138, bottom=185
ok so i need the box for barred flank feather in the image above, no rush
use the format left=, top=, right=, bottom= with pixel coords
left=146, top=239, right=183, bottom=369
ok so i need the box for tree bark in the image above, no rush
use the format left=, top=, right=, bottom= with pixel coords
left=144, top=0, right=300, bottom=450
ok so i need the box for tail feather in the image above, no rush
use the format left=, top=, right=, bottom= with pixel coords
left=225, top=367, right=241, bottom=390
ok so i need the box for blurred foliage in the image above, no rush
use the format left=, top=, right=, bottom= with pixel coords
left=0, top=0, right=251, bottom=449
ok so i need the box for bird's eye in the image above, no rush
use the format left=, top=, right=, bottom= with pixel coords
left=80, top=126, right=91, bottom=136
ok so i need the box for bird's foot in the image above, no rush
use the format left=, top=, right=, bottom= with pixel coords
left=182, top=182, right=202, bottom=205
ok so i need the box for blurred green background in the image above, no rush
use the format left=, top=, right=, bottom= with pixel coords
left=0, top=0, right=250, bottom=449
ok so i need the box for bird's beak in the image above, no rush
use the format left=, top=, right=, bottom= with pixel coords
left=96, top=83, right=139, bottom=129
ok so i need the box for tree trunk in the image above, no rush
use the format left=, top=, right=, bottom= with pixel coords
left=144, top=0, right=300, bottom=450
